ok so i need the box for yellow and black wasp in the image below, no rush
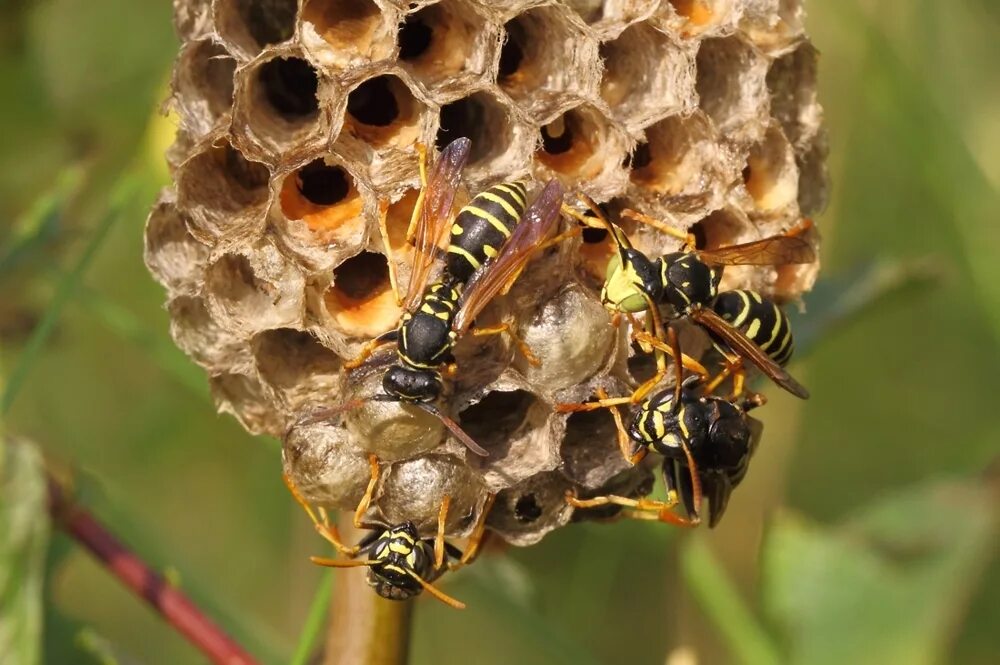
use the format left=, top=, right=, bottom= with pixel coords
left=301, top=138, right=565, bottom=455
left=285, top=461, right=495, bottom=609
left=564, top=371, right=764, bottom=528
left=564, top=196, right=815, bottom=402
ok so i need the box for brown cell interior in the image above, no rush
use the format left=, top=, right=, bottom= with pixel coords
left=668, top=0, right=716, bottom=27
left=179, top=143, right=270, bottom=216
left=497, top=8, right=568, bottom=98
left=766, top=43, right=818, bottom=147
left=218, top=0, right=297, bottom=54
left=384, top=188, right=419, bottom=251
left=563, top=0, right=603, bottom=24
left=560, top=408, right=619, bottom=482
left=696, top=36, right=755, bottom=129
left=689, top=208, right=747, bottom=251
left=459, top=389, right=536, bottom=457
left=535, top=107, right=606, bottom=179
left=146, top=202, right=209, bottom=290
left=206, top=254, right=277, bottom=316
left=303, top=0, right=383, bottom=53
left=744, top=126, right=797, bottom=211
left=253, top=328, right=342, bottom=400
left=436, top=92, right=513, bottom=167
left=279, top=159, right=365, bottom=242
left=180, top=40, right=236, bottom=124
left=325, top=251, right=401, bottom=337
left=629, top=114, right=713, bottom=195
left=344, top=75, right=422, bottom=147
left=599, top=23, right=675, bottom=115
left=255, top=56, right=320, bottom=123
left=397, top=0, right=477, bottom=83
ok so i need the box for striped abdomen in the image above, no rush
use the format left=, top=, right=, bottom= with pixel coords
left=397, top=281, right=460, bottom=368
left=710, top=290, right=794, bottom=366
left=445, top=181, right=527, bottom=283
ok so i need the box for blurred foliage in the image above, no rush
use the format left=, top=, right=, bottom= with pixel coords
left=0, top=438, right=49, bottom=663
left=0, top=0, right=997, bottom=664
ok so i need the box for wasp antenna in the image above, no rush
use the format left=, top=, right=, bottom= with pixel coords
left=309, top=557, right=375, bottom=569
left=414, top=402, right=490, bottom=457
left=409, top=570, right=466, bottom=610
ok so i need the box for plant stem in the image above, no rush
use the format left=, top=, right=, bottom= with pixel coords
left=323, top=516, right=413, bottom=665
left=47, top=476, right=259, bottom=665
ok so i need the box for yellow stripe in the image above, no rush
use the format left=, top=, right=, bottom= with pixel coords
left=450, top=223, right=463, bottom=235
left=745, top=318, right=761, bottom=340
left=761, top=304, right=783, bottom=351
left=464, top=205, right=513, bottom=237
left=730, top=291, right=752, bottom=328
left=678, top=405, right=690, bottom=440
left=494, top=183, right=526, bottom=207
left=388, top=542, right=411, bottom=554
left=483, top=244, right=498, bottom=258
left=479, top=191, right=520, bottom=219
left=446, top=244, right=482, bottom=270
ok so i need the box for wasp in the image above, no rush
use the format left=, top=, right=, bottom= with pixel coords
left=285, top=458, right=495, bottom=608
left=303, top=139, right=565, bottom=455
left=563, top=374, right=764, bottom=528
left=563, top=196, right=814, bottom=403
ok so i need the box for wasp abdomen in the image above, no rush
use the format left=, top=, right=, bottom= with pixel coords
left=445, top=182, right=528, bottom=283
left=710, top=289, right=794, bottom=366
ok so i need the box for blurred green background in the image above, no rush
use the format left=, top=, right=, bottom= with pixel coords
left=1, top=1, right=998, bottom=663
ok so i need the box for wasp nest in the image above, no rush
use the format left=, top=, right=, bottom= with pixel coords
left=148, top=0, right=826, bottom=547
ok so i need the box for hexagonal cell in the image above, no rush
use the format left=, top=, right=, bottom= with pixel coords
left=559, top=407, right=633, bottom=489
left=176, top=140, right=271, bottom=241
left=533, top=104, right=628, bottom=196
left=496, top=6, right=600, bottom=118
left=562, top=0, right=603, bottom=23
left=205, top=242, right=306, bottom=334
left=574, top=0, right=661, bottom=39
left=487, top=471, right=573, bottom=546
left=514, top=284, right=616, bottom=395
left=743, top=124, right=798, bottom=213
left=342, top=74, right=427, bottom=149
left=459, top=381, right=556, bottom=487
left=172, top=39, right=236, bottom=137
left=210, top=371, right=282, bottom=436
left=397, top=0, right=497, bottom=94
left=628, top=112, right=727, bottom=213
left=740, top=0, right=805, bottom=54
left=283, top=422, right=371, bottom=512
left=599, top=23, right=696, bottom=129
left=174, top=0, right=213, bottom=42
left=695, top=36, right=770, bottom=142
left=657, top=0, right=737, bottom=38
left=379, top=455, right=486, bottom=535
left=252, top=328, right=343, bottom=412
left=214, top=0, right=298, bottom=58
left=168, top=296, right=250, bottom=374
left=278, top=157, right=367, bottom=245
left=435, top=90, right=528, bottom=184
left=144, top=195, right=210, bottom=296
left=235, top=55, right=330, bottom=159
left=323, top=250, right=403, bottom=339
left=300, top=0, right=398, bottom=70
left=766, top=42, right=821, bottom=151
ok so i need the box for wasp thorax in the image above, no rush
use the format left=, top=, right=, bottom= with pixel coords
left=660, top=253, right=720, bottom=314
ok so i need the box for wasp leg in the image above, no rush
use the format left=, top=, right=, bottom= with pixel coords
left=404, top=142, right=429, bottom=245
left=703, top=356, right=743, bottom=396
left=375, top=200, right=404, bottom=306
left=590, top=388, right=646, bottom=466
left=433, top=495, right=452, bottom=571
left=620, top=508, right=701, bottom=528
left=620, top=209, right=696, bottom=250
left=535, top=225, right=582, bottom=253
left=353, top=454, right=381, bottom=529
left=632, top=330, right=709, bottom=378
left=566, top=490, right=679, bottom=514
left=555, top=395, right=634, bottom=414
left=283, top=474, right=359, bottom=556
left=470, top=323, right=541, bottom=367
left=450, top=493, right=497, bottom=571
left=343, top=331, right=399, bottom=370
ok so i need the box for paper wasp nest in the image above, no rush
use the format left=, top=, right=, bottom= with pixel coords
left=147, top=0, right=826, bottom=546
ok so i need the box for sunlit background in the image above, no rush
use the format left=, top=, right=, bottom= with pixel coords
left=1, top=1, right=998, bottom=663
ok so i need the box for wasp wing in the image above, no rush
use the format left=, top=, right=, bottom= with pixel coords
left=453, top=180, right=564, bottom=333
left=696, top=220, right=816, bottom=266
left=690, top=306, right=810, bottom=399
left=403, top=138, right=472, bottom=310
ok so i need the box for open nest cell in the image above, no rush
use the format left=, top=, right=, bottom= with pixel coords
left=343, top=74, right=426, bottom=149
left=215, top=0, right=298, bottom=58
left=278, top=157, right=366, bottom=244
left=300, top=0, right=397, bottom=69
left=173, top=40, right=237, bottom=137
left=323, top=250, right=402, bottom=338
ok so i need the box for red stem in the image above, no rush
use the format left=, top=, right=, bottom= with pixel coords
left=47, top=478, right=259, bottom=665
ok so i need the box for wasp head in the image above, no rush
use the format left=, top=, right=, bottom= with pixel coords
left=382, top=365, right=443, bottom=403
left=602, top=249, right=662, bottom=313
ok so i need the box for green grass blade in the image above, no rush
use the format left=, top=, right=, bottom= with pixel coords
left=681, top=535, right=781, bottom=665
left=289, top=570, right=333, bottom=665
left=0, top=167, right=83, bottom=278
left=1, top=177, right=138, bottom=416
